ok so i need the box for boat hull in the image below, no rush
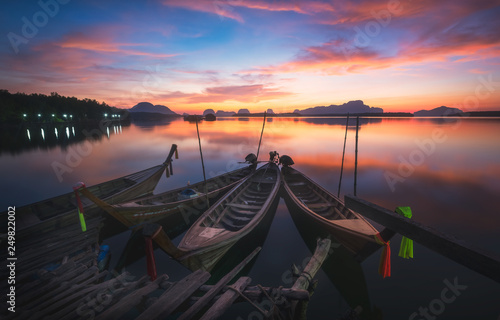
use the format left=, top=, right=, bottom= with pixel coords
left=281, top=167, right=381, bottom=261
left=177, top=162, right=281, bottom=272
left=1, top=143, right=179, bottom=236
left=93, top=165, right=256, bottom=231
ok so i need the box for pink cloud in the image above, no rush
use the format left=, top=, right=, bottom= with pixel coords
left=162, top=0, right=244, bottom=22
left=188, top=84, right=293, bottom=103
left=242, top=1, right=500, bottom=76
left=57, top=31, right=177, bottom=58
left=162, top=0, right=338, bottom=23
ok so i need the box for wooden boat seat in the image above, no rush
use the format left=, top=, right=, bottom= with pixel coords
left=306, top=202, right=335, bottom=209
left=287, top=182, right=307, bottom=186
left=230, top=209, right=257, bottom=217
left=241, top=192, right=268, bottom=200
left=237, top=199, right=264, bottom=207
left=250, top=177, right=275, bottom=184
left=299, top=196, right=321, bottom=203
left=225, top=203, right=261, bottom=210
left=219, top=218, right=241, bottom=231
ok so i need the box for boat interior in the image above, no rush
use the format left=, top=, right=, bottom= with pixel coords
left=200, top=165, right=278, bottom=232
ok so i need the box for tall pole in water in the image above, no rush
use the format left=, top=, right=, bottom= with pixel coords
left=338, top=113, right=349, bottom=198
left=354, top=116, right=359, bottom=196
left=195, top=117, right=209, bottom=208
left=256, top=111, right=267, bottom=161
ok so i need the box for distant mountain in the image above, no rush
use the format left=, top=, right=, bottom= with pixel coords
left=215, top=110, right=236, bottom=116
left=203, top=109, right=215, bottom=116
left=129, top=102, right=177, bottom=115
left=414, top=106, right=464, bottom=117
left=294, top=100, right=383, bottom=115
left=237, top=109, right=250, bottom=114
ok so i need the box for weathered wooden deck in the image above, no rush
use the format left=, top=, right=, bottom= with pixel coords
left=1, top=209, right=331, bottom=320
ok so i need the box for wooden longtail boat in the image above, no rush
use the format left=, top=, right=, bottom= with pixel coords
left=78, top=160, right=258, bottom=229
left=1, top=144, right=178, bottom=235
left=281, top=163, right=389, bottom=262
left=151, top=162, right=281, bottom=272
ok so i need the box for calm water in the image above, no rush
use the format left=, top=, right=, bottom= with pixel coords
left=1, top=117, right=499, bottom=319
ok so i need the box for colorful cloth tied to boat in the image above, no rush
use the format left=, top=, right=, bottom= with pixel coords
left=72, top=182, right=87, bottom=232
left=374, top=233, right=391, bottom=278
left=395, top=206, right=414, bottom=259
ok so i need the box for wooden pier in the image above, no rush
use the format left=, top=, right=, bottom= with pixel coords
left=2, top=205, right=331, bottom=320
left=345, top=195, right=500, bottom=283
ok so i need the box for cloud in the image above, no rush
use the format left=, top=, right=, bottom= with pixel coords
left=56, top=30, right=177, bottom=58
left=162, top=0, right=337, bottom=23
left=242, top=1, right=500, bottom=75
left=162, top=0, right=244, bottom=22
left=188, top=84, right=293, bottom=103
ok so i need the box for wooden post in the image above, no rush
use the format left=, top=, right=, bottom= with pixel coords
left=338, top=113, right=349, bottom=198
left=345, top=195, right=500, bottom=283
left=354, top=116, right=359, bottom=196
left=256, top=111, right=267, bottom=161
left=291, top=238, right=331, bottom=320
left=195, top=117, right=210, bottom=208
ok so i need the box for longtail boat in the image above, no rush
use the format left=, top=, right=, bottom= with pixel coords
left=78, top=155, right=258, bottom=229
left=1, top=144, right=178, bottom=235
left=280, top=157, right=392, bottom=262
left=150, top=161, right=281, bottom=272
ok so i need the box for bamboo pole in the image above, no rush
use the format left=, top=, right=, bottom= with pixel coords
left=337, top=113, right=349, bottom=198
left=345, top=195, right=500, bottom=284
left=256, top=111, right=267, bottom=161
left=195, top=117, right=210, bottom=208
left=291, top=238, right=331, bottom=320
left=354, top=116, right=359, bottom=196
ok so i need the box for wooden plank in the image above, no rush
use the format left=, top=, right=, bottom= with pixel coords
left=345, top=195, right=500, bottom=284
left=95, top=275, right=167, bottom=320
left=178, top=247, right=261, bottom=320
left=292, top=238, right=331, bottom=290
left=225, top=203, right=262, bottom=210
left=199, top=277, right=251, bottom=320
left=57, top=275, right=151, bottom=320
left=19, top=264, right=87, bottom=304
left=26, top=267, right=105, bottom=313
left=136, top=269, right=211, bottom=320
left=196, top=286, right=309, bottom=301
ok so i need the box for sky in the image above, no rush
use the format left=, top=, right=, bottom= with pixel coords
left=1, top=0, right=500, bottom=114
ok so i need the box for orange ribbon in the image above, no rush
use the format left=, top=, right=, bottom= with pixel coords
left=375, top=233, right=391, bottom=278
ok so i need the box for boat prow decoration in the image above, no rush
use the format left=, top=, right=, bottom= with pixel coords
left=142, top=223, right=188, bottom=259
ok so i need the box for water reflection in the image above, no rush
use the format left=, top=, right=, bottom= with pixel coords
left=299, top=117, right=382, bottom=126
left=1, top=116, right=499, bottom=319
left=0, top=122, right=130, bottom=155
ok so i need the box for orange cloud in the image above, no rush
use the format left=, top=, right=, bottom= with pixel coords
left=188, top=84, right=293, bottom=103
left=57, top=31, right=177, bottom=58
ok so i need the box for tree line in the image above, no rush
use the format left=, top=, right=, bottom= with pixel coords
left=0, top=90, right=125, bottom=123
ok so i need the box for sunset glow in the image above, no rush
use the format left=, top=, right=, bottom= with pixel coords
left=2, top=0, right=500, bottom=113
